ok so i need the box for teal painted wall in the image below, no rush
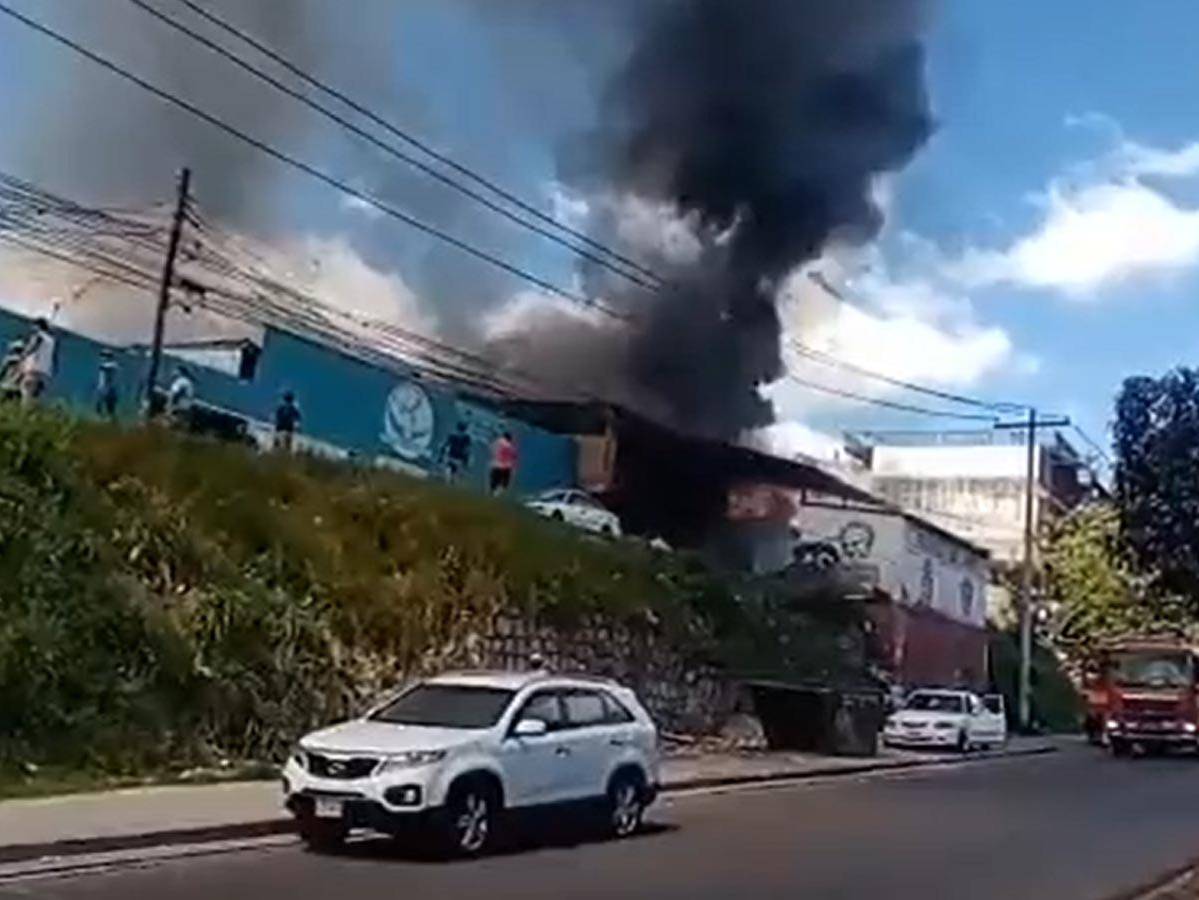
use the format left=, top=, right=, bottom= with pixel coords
left=0, top=308, right=575, bottom=494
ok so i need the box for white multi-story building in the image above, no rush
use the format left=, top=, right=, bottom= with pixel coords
left=852, top=430, right=1099, bottom=568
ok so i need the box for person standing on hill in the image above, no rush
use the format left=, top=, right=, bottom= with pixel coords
left=18, top=318, right=56, bottom=406
left=443, top=421, right=472, bottom=481
left=166, top=364, right=195, bottom=429
left=274, top=390, right=302, bottom=452
left=0, top=338, right=24, bottom=402
left=489, top=430, right=518, bottom=494
left=94, top=350, right=120, bottom=420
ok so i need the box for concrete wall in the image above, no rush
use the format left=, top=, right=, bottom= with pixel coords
left=793, top=501, right=988, bottom=630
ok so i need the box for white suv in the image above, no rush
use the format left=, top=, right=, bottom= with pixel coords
left=524, top=490, right=623, bottom=537
left=283, top=671, right=659, bottom=855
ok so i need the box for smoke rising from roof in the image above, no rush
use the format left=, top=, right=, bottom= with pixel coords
left=493, top=0, right=935, bottom=437
left=4, top=1, right=932, bottom=435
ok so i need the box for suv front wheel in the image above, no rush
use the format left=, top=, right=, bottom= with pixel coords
left=438, top=778, right=499, bottom=857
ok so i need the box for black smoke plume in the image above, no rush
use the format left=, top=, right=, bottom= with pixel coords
left=499, top=0, right=934, bottom=438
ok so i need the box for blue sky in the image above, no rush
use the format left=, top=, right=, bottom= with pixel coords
left=773, top=0, right=1199, bottom=462
left=2, top=0, right=1198, bottom=467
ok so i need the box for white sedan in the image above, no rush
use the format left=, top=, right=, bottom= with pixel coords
left=882, top=690, right=1008, bottom=752
left=524, top=489, right=622, bottom=537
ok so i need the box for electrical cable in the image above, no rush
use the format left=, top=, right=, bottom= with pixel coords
left=0, top=1, right=632, bottom=323
left=173, top=0, right=661, bottom=286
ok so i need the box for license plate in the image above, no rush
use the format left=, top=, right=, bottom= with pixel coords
left=314, top=798, right=343, bottom=819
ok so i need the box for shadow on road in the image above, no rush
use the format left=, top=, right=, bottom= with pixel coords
left=331, top=819, right=678, bottom=865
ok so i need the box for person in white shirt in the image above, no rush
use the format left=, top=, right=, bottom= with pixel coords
left=19, top=318, right=56, bottom=406
left=166, top=364, right=195, bottom=428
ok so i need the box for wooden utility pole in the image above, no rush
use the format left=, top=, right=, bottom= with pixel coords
left=996, top=410, right=1069, bottom=731
left=145, top=167, right=191, bottom=413
left=1018, top=407, right=1038, bottom=731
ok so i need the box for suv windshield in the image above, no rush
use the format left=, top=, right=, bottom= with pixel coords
left=370, top=684, right=516, bottom=729
left=1109, top=652, right=1192, bottom=689
left=905, top=693, right=965, bottom=713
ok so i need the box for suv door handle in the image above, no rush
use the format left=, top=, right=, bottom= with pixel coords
left=609, top=738, right=629, bottom=747
left=555, top=746, right=571, bottom=757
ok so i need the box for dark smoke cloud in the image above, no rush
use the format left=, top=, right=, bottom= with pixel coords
left=497, top=0, right=935, bottom=438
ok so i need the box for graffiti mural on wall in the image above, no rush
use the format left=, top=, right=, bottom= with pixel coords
left=381, top=379, right=436, bottom=461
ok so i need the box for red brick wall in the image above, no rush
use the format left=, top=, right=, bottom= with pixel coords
left=870, top=602, right=988, bottom=691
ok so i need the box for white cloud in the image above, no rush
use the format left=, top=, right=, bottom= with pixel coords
left=289, top=235, right=428, bottom=329
left=751, top=420, right=844, bottom=462
left=804, top=299, right=1013, bottom=387
left=481, top=285, right=612, bottom=340
left=953, top=180, right=1199, bottom=295
left=1116, top=140, right=1199, bottom=179
left=341, top=194, right=383, bottom=220
left=775, top=262, right=1015, bottom=397
left=545, top=183, right=707, bottom=266
left=948, top=131, right=1199, bottom=297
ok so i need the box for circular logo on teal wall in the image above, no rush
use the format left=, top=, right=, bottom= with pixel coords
left=381, top=380, right=435, bottom=461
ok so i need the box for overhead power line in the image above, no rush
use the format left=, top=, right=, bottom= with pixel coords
left=2, top=165, right=1012, bottom=428
left=787, top=338, right=1025, bottom=414
left=781, top=373, right=999, bottom=422
left=172, top=0, right=661, bottom=287
left=126, top=0, right=659, bottom=292
left=0, top=1, right=632, bottom=323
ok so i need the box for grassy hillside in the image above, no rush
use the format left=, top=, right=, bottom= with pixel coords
left=0, top=405, right=864, bottom=788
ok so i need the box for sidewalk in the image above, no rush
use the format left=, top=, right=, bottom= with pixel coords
left=0, top=737, right=1059, bottom=864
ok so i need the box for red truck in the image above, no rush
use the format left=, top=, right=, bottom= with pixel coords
left=1083, top=638, right=1199, bottom=756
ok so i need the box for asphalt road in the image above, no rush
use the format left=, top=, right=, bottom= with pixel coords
left=5, top=745, right=1198, bottom=900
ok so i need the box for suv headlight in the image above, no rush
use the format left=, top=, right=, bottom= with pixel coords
left=289, top=746, right=308, bottom=770
left=379, top=750, right=448, bottom=773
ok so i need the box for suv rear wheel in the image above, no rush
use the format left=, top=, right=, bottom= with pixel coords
left=439, top=778, right=499, bottom=857
left=607, top=770, right=646, bottom=839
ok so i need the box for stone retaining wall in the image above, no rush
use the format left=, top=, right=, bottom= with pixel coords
left=426, top=611, right=739, bottom=734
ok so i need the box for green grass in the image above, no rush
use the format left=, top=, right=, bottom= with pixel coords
left=0, top=404, right=867, bottom=785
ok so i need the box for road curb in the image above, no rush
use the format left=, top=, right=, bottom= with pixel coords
left=1106, top=862, right=1198, bottom=900
left=0, top=744, right=1057, bottom=869
left=663, top=743, right=1057, bottom=793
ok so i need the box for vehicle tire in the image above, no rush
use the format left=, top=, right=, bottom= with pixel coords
left=298, top=816, right=348, bottom=853
left=1110, top=738, right=1132, bottom=758
left=438, top=777, right=499, bottom=858
left=606, top=770, right=647, bottom=840
left=551, top=511, right=565, bottom=522
left=601, top=524, right=615, bottom=537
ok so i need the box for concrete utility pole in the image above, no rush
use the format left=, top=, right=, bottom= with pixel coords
left=996, top=409, right=1069, bottom=732
left=145, top=167, right=191, bottom=413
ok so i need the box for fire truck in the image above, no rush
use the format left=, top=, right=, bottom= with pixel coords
left=1083, top=638, right=1199, bottom=756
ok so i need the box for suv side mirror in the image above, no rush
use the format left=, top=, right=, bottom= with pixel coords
left=513, top=718, right=548, bottom=738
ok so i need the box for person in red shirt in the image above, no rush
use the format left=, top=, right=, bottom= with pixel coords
left=489, top=431, right=518, bottom=494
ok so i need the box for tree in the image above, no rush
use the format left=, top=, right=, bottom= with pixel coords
left=1114, top=370, right=1199, bottom=614
left=1042, top=503, right=1183, bottom=657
